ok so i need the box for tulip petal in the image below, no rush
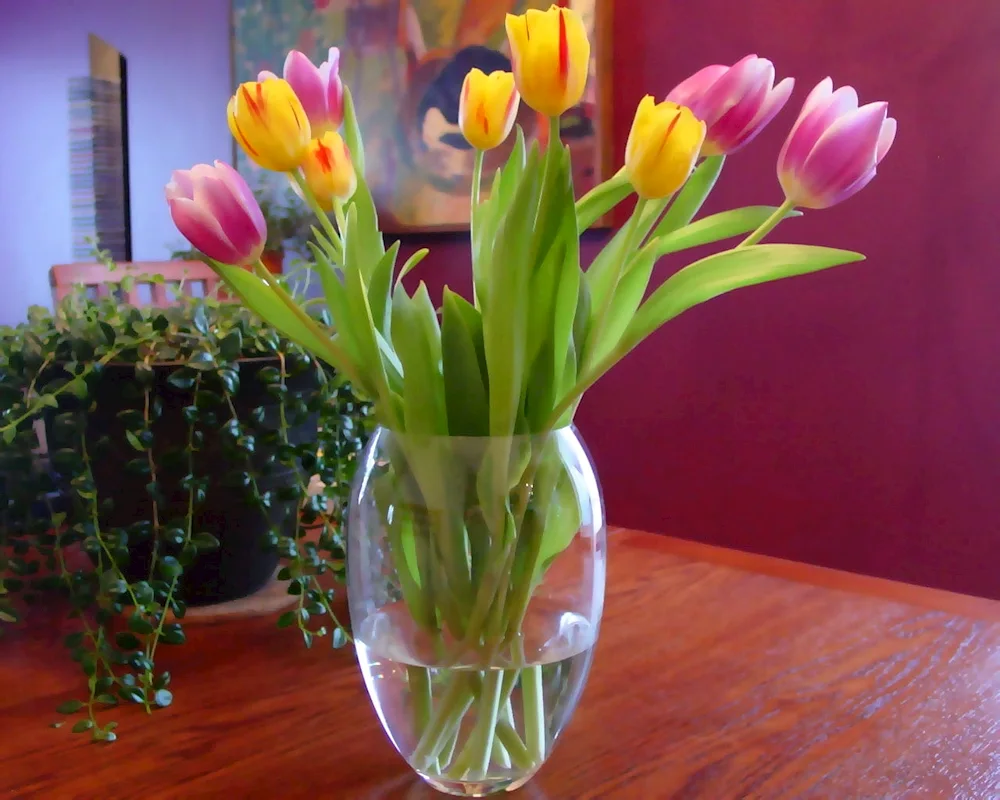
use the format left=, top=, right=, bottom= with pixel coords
left=799, top=101, right=887, bottom=205
left=213, top=160, right=266, bottom=243
left=723, top=76, right=794, bottom=154
left=258, top=69, right=278, bottom=82
left=779, top=81, right=860, bottom=175
left=876, top=117, right=896, bottom=163
left=168, top=197, right=244, bottom=265
left=666, top=64, right=728, bottom=115
left=695, top=54, right=762, bottom=126
left=284, top=50, right=327, bottom=126
left=192, top=175, right=262, bottom=262
left=165, top=170, right=194, bottom=201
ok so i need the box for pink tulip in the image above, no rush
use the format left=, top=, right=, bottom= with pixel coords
left=264, top=48, right=344, bottom=136
left=165, top=161, right=266, bottom=266
left=666, top=54, right=794, bottom=156
left=777, top=78, right=896, bottom=209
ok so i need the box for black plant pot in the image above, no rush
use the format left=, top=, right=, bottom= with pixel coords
left=54, top=358, right=318, bottom=607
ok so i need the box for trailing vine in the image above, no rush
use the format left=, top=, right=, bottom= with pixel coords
left=0, top=257, right=370, bottom=741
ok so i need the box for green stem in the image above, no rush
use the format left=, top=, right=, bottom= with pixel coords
left=471, top=149, right=484, bottom=209
left=448, top=670, right=504, bottom=779
left=738, top=198, right=795, bottom=248
left=521, top=665, right=545, bottom=764
left=409, top=665, right=434, bottom=751
left=291, top=170, right=343, bottom=250
left=412, top=673, right=476, bottom=770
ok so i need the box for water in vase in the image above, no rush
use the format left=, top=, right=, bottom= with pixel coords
left=355, top=603, right=597, bottom=797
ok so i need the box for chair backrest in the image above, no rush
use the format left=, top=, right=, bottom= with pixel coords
left=49, top=261, right=223, bottom=307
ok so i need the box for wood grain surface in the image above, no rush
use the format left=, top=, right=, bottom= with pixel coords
left=2, top=528, right=999, bottom=799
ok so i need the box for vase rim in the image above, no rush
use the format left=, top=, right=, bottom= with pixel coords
left=375, top=424, right=576, bottom=442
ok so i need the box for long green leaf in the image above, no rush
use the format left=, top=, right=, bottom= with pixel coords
left=441, top=289, right=489, bottom=436
left=625, top=244, right=866, bottom=353
left=368, top=240, right=400, bottom=336
left=652, top=206, right=801, bottom=259
left=649, top=155, right=725, bottom=240
left=396, top=248, right=429, bottom=287
left=344, top=175, right=384, bottom=279
left=392, top=283, right=447, bottom=435
left=213, top=264, right=341, bottom=369
left=342, top=85, right=366, bottom=179
left=576, top=169, right=633, bottom=230
left=588, top=246, right=657, bottom=365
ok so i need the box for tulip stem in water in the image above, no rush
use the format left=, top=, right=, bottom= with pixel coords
left=738, top=198, right=796, bottom=248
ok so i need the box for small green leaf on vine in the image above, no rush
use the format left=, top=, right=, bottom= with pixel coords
left=154, top=689, right=173, bottom=708
left=71, top=719, right=94, bottom=734
left=160, top=624, right=186, bottom=645
left=277, top=611, right=296, bottom=629
left=158, top=556, right=183, bottom=579
left=56, top=700, right=84, bottom=714
left=128, top=613, right=155, bottom=635
left=125, top=431, right=145, bottom=452
left=192, top=532, right=220, bottom=552
left=219, top=330, right=242, bottom=361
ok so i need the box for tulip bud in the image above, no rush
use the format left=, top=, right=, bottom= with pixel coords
left=666, top=54, right=794, bottom=156
left=504, top=5, right=590, bottom=118
left=166, top=161, right=266, bottom=266
left=228, top=79, right=311, bottom=172
left=282, top=48, right=345, bottom=137
left=301, top=131, right=357, bottom=210
left=777, top=78, right=896, bottom=210
left=624, top=97, right=706, bottom=199
left=459, top=69, right=520, bottom=151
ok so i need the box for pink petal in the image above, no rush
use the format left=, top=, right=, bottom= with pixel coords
left=779, top=81, right=860, bottom=175
left=696, top=54, right=762, bottom=126
left=666, top=64, right=728, bottom=116
left=876, top=117, right=896, bottom=163
left=168, top=197, right=244, bottom=265
left=724, top=76, right=794, bottom=155
left=212, top=161, right=266, bottom=243
left=165, top=169, right=195, bottom=201
left=192, top=175, right=263, bottom=262
left=818, top=165, right=877, bottom=209
left=283, top=50, right=327, bottom=125
left=799, top=101, right=888, bottom=205
left=258, top=70, right=279, bottom=82
left=708, top=69, right=771, bottom=148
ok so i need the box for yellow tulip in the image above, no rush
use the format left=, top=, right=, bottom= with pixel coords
left=624, top=97, right=706, bottom=199
left=505, top=5, right=590, bottom=118
left=301, top=131, right=357, bottom=210
left=227, top=79, right=311, bottom=172
left=459, top=69, right=520, bottom=151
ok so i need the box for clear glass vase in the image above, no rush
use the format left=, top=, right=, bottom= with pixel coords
left=347, top=426, right=606, bottom=797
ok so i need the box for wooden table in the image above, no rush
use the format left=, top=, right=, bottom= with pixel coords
left=3, top=529, right=1000, bottom=799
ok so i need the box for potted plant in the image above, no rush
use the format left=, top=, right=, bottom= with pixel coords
left=0, top=261, right=371, bottom=739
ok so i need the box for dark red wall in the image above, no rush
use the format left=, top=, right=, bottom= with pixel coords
left=401, top=0, right=1000, bottom=599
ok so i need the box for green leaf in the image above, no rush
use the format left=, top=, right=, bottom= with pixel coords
left=342, top=84, right=366, bottom=179
left=125, top=430, right=145, bottom=452
left=37, top=394, right=58, bottom=409
left=192, top=304, right=209, bottom=335
left=219, top=329, right=243, bottom=361
left=154, top=689, right=173, bottom=708
left=650, top=154, right=726, bottom=239
left=219, top=368, right=240, bottom=395
left=66, top=378, right=89, bottom=399
left=441, top=289, right=489, bottom=436
left=2, top=427, right=15, bottom=444
left=651, top=206, right=802, bottom=259
left=332, top=627, right=347, bottom=648
left=158, top=556, right=182, bottom=580
left=277, top=610, right=295, bottom=629
left=395, top=248, right=429, bottom=287
left=625, top=245, right=866, bottom=355
left=115, top=632, right=141, bottom=650
left=192, top=532, right=220, bottom=552
left=576, top=169, right=634, bottom=230
left=160, top=624, right=185, bottom=645
left=56, top=700, right=84, bottom=714
left=167, top=368, right=197, bottom=390
left=128, top=612, right=155, bottom=635
left=393, top=284, right=447, bottom=435
left=367, top=240, right=400, bottom=336
left=212, top=263, right=341, bottom=370
left=72, top=719, right=94, bottom=733
left=99, top=571, right=128, bottom=597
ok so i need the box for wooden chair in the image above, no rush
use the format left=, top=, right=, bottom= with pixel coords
left=49, top=261, right=224, bottom=307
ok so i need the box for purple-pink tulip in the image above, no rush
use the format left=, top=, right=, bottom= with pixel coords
left=165, top=161, right=266, bottom=266
left=666, top=54, right=794, bottom=156
left=777, top=78, right=896, bottom=210
left=260, top=48, right=344, bottom=137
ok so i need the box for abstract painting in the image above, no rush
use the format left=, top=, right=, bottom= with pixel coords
left=231, top=0, right=612, bottom=232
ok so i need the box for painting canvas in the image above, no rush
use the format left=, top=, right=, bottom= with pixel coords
left=231, top=0, right=612, bottom=232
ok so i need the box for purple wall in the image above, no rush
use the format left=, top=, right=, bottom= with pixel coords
left=0, top=0, right=231, bottom=325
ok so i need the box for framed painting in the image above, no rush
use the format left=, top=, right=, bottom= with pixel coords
left=231, top=0, right=614, bottom=232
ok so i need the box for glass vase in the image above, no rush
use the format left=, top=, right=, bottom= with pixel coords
left=347, top=426, right=606, bottom=797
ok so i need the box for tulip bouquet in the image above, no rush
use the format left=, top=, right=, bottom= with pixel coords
left=168, top=5, right=893, bottom=793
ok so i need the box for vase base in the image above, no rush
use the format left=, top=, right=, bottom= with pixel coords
left=417, top=771, right=535, bottom=797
